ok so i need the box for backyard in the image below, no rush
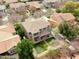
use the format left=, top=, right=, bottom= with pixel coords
left=34, top=37, right=59, bottom=54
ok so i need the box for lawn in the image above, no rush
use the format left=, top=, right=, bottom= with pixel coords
left=52, top=27, right=60, bottom=33
left=35, top=41, right=48, bottom=54
left=34, top=37, right=56, bottom=54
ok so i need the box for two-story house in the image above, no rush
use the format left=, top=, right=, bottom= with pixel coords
left=22, top=18, right=52, bottom=43
left=0, top=17, right=20, bottom=54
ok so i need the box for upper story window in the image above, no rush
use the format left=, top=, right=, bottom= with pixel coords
left=34, top=32, right=38, bottom=36
left=29, top=32, right=31, bottom=35
left=43, top=28, right=46, bottom=30
left=34, top=37, right=39, bottom=41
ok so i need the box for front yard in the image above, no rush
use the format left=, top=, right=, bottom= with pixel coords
left=34, top=37, right=59, bottom=54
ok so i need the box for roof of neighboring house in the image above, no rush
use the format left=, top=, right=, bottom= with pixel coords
left=54, top=2, right=65, bottom=8
left=74, top=55, right=79, bottom=59
left=26, top=1, right=41, bottom=9
left=0, top=31, right=12, bottom=42
left=9, top=2, right=26, bottom=9
left=0, top=0, right=3, bottom=3
left=50, top=13, right=75, bottom=24
left=0, top=31, right=20, bottom=54
left=3, top=0, right=18, bottom=4
left=0, top=22, right=16, bottom=33
left=22, top=18, right=50, bottom=34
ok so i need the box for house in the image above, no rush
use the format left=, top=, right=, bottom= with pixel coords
left=22, top=18, right=52, bottom=43
left=32, top=8, right=56, bottom=18
left=0, top=21, right=20, bottom=54
left=49, top=13, right=76, bottom=27
left=9, top=2, right=26, bottom=13
left=3, top=0, right=18, bottom=4
left=0, top=31, right=20, bottom=54
left=26, top=1, right=42, bottom=12
left=42, top=0, right=68, bottom=8
left=8, top=13, right=24, bottom=23
left=42, top=0, right=57, bottom=8
left=0, top=22, right=16, bottom=34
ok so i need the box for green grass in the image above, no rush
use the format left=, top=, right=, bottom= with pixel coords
left=35, top=41, right=48, bottom=54
left=52, top=27, right=60, bottom=33
left=34, top=37, right=56, bottom=54
left=46, top=37, right=54, bottom=43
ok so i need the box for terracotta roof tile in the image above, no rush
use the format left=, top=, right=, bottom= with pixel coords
left=0, top=22, right=16, bottom=34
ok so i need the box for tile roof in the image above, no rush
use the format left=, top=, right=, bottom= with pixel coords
left=26, top=1, right=41, bottom=9
left=0, top=34, right=20, bottom=54
left=22, top=18, right=50, bottom=34
left=0, top=22, right=16, bottom=34
left=9, top=2, right=26, bottom=9
left=50, top=13, right=75, bottom=24
left=0, top=31, right=12, bottom=42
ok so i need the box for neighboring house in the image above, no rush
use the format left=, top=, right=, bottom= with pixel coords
left=9, top=2, right=26, bottom=13
left=0, top=21, right=20, bottom=54
left=3, top=0, right=18, bottom=4
left=22, top=18, right=52, bottom=43
left=26, top=1, right=42, bottom=12
left=8, top=13, right=24, bottom=23
left=33, top=8, right=56, bottom=18
left=0, top=31, right=20, bottom=54
left=0, top=22, right=16, bottom=34
left=49, top=13, right=76, bottom=27
left=42, top=0, right=57, bottom=8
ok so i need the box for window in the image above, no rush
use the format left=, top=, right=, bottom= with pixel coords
left=40, top=29, right=42, bottom=31
left=34, top=33, right=38, bottom=36
left=47, top=35, right=49, bottom=37
left=43, top=28, right=46, bottom=30
left=29, top=32, right=31, bottom=34
left=34, top=37, right=39, bottom=41
left=41, top=36, right=45, bottom=39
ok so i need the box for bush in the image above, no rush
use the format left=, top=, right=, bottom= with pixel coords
left=16, top=39, right=34, bottom=59
left=59, top=21, right=79, bottom=40
left=15, top=23, right=25, bottom=39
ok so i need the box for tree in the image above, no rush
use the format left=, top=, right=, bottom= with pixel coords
left=74, top=8, right=79, bottom=16
left=15, top=23, right=25, bottom=39
left=59, top=21, right=79, bottom=40
left=16, top=39, right=34, bottom=59
left=56, top=1, right=79, bottom=16
left=65, top=1, right=77, bottom=12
